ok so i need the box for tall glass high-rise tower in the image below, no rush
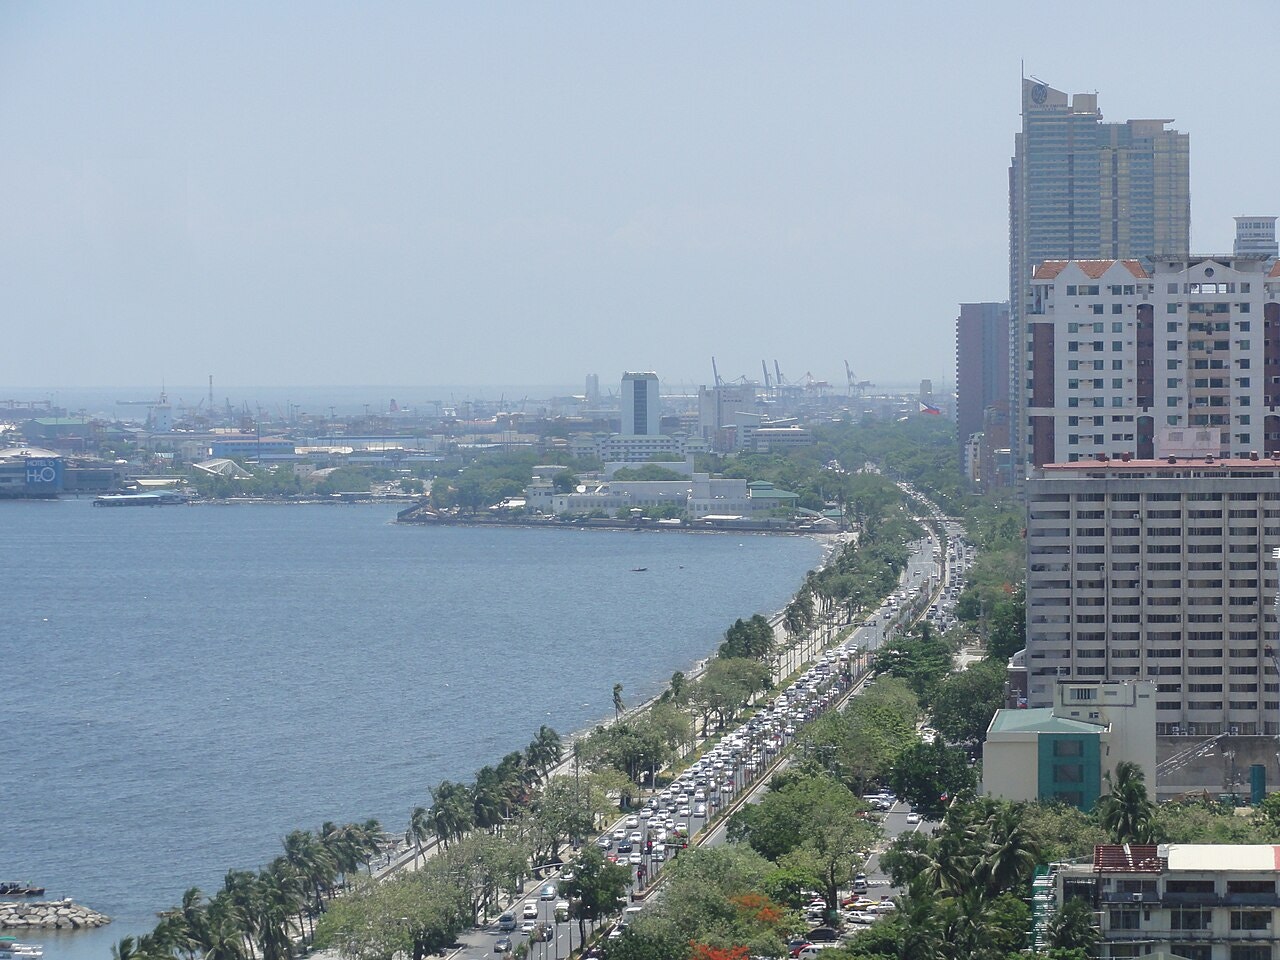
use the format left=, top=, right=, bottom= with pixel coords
left=1009, top=79, right=1190, bottom=478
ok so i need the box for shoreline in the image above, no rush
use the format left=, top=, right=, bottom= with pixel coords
left=23, top=513, right=837, bottom=956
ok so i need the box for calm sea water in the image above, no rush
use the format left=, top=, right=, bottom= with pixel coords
left=0, top=501, right=823, bottom=958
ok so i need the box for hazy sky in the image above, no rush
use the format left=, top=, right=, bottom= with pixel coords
left=4, top=2, right=1278, bottom=393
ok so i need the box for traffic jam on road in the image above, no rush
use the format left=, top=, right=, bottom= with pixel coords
left=478, top=495, right=973, bottom=958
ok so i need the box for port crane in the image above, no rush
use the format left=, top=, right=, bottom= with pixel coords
left=844, top=361, right=873, bottom=398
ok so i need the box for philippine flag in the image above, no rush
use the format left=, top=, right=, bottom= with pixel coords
left=919, top=400, right=941, bottom=415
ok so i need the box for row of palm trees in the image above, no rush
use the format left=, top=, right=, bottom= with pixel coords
left=113, top=820, right=384, bottom=960
left=411, top=725, right=565, bottom=854
left=115, top=724, right=567, bottom=959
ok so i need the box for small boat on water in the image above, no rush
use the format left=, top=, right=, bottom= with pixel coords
left=92, top=491, right=187, bottom=507
left=0, top=883, right=44, bottom=896
left=0, top=938, right=43, bottom=959
left=630, top=567, right=647, bottom=572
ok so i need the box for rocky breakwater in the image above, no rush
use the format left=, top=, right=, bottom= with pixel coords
left=0, top=898, right=111, bottom=929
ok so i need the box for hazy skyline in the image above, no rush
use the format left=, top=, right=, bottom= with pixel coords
left=4, top=2, right=1278, bottom=392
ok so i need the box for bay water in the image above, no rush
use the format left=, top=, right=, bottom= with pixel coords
left=0, top=501, right=824, bottom=958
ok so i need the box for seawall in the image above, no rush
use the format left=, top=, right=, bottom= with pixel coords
left=0, top=899, right=111, bottom=929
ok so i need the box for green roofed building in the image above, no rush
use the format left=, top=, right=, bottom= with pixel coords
left=983, top=679, right=1156, bottom=810
left=746, top=480, right=799, bottom=514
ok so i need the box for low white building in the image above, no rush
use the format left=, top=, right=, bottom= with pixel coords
left=983, top=679, right=1156, bottom=811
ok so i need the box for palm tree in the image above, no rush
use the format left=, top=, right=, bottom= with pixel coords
left=526, top=725, right=563, bottom=781
left=917, top=828, right=977, bottom=897
left=1047, top=897, right=1101, bottom=953
left=281, top=829, right=335, bottom=928
left=978, top=803, right=1040, bottom=896
left=1097, top=761, right=1160, bottom=843
left=254, top=864, right=304, bottom=960
left=220, top=870, right=261, bottom=959
left=197, top=891, right=250, bottom=960
left=358, top=818, right=384, bottom=873
left=111, top=936, right=139, bottom=960
left=612, top=683, right=625, bottom=722
left=159, top=885, right=206, bottom=960
left=429, top=779, right=474, bottom=847
left=498, top=751, right=536, bottom=820
left=409, top=805, right=432, bottom=864
left=472, top=766, right=506, bottom=832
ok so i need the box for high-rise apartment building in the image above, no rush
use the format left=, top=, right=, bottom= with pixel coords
left=1023, top=253, right=1280, bottom=467
left=620, top=372, right=660, bottom=436
left=1025, top=457, right=1280, bottom=736
left=1009, top=79, right=1191, bottom=480
left=956, top=301, right=1011, bottom=447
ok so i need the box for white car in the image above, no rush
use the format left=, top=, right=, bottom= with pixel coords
left=612, top=827, right=627, bottom=841
left=906, top=812, right=921, bottom=824
left=628, top=852, right=643, bottom=865
left=629, top=832, right=643, bottom=844
left=522, top=902, right=539, bottom=920
left=625, top=815, right=639, bottom=828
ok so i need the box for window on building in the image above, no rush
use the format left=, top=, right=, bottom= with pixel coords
left=1171, top=907, right=1213, bottom=931
left=1230, top=910, right=1271, bottom=931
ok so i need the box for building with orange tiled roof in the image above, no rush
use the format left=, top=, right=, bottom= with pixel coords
left=1022, top=253, right=1280, bottom=468
left=1009, top=78, right=1190, bottom=482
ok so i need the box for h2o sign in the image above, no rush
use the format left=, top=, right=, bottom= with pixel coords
left=26, top=459, right=60, bottom=485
